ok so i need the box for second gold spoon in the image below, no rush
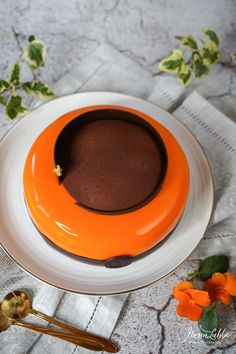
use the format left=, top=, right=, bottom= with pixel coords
left=0, top=307, right=106, bottom=351
left=1, top=291, right=118, bottom=353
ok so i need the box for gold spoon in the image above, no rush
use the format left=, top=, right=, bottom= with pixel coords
left=0, top=307, right=106, bottom=351
left=1, top=291, right=118, bottom=353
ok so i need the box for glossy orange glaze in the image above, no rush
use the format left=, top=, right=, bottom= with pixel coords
left=23, top=106, right=189, bottom=260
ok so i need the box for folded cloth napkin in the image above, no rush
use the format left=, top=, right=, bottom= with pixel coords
left=0, top=43, right=236, bottom=354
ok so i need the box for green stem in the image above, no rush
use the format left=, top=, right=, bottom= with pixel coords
left=210, top=300, right=220, bottom=310
left=0, top=84, right=23, bottom=96
left=0, top=88, right=9, bottom=95
left=153, top=71, right=166, bottom=77
left=11, top=26, right=37, bottom=81
left=193, top=50, right=202, bottom=60
left=187, top=271, right=201, bottom=278
left=218, top=61, right=236, bottom=69
left=12, top=27, right=21, bottom=49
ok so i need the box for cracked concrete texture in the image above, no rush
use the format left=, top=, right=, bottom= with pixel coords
left=0, top=1, right=236, bottom=353
left=112, top=261, right=236, bottom=354
left=0, top=0, right=236, bottom=119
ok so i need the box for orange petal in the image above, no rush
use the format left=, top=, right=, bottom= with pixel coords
left=224, top=272, right=236, bottom=296
left=211, top=273, right=226, bottom=287
left=174, top=291, right=191, bottom=302
left=204, top=279, right=220, bottom=302
left=176, top=301, right=202, bottom=321
left=176, top=301, right=189, bottom=318
left=173, top=281, right=193, bottom=301
left=219, top=290, right=232, bottom=305
left=186, top=289, right=211, bottom=307
left=186, top=303, right=203, bottom=321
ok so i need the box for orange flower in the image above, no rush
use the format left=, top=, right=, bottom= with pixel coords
left=204, top=272, right=236, bottom=305
left=173, top=281, right=211, bottom=321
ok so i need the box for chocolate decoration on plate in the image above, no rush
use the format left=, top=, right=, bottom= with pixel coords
left=105, top=256, right=133, bottom=268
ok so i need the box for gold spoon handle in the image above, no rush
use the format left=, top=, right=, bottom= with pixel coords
left=15, top=321, right=104, bottom=351
left=31, top=309, right=118, bottom=353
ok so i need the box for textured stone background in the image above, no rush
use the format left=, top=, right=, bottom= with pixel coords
left=1, top=0, right=236, bottom=121
left=0, top=1, right=236, bottom=353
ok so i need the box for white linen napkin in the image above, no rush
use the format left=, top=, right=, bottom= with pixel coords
left=0, top=43, right=235, bottom=353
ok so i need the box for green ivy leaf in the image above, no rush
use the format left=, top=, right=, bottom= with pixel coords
left=159, top=49, right=186, bottom=74
left=193, top=55, right=209, bottom=78
left=23, top=81, right=54, bottom=100
left=22, top=82, right=32, bottom=93
left=203, top=29, right=220, bottom=47
left=9, top=61, right=21, bottom=85
left=0, top=96, right=5, bottom=105
left=28, top=35, right=35, bottom=43
left=0, top=80, right=10, bottom=94
left=198, top=308, right=218, bottom=345
left=188, top=255, right=229, bottom=280
left=23, top=39, right=46, bottom=71
left=178, top=70, right=192, bottom=85
left=175, top=36, right=184, bottom=41
left=5, top=94, right=28, bottom=119
left=202, top=42, right=220, bottom=66
left=175, top=35, right=198, bottom=50
left=231, top=53, right=236, bottom=62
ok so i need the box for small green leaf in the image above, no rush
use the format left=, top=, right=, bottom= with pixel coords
left=188, top=255, right=229, bottom=280
left=231, top=53, right=236, bottom=62
left=23, top=39, right=46, bottom=71
left=203, top=28, right=220, bottom=47
left=22, top=82, right=32, bottom=93
left=23, top=81, right=54, bottom=100
left=198, top=308, right=218, bottom=345
left=193, top=56, right=209, bottom=78
left=176, top=35, right=198, bottom=50
left=5, top=94, right=28, bottom=119
left=28, top=35, right=35, bottom=43
left=32, top=82, right=54, bottom=100
left=0, top=80, right=10, bottom=94
left=159, top=49, right=186, bottom=74
left=178, top=69, right=192, bottom=85
left=0, top=96, right=5, bottom=105
left=9, top=61, right=21, bottom=85
left=175, top=36, right=184, bottom=40
left=202, top=42, right=220, bottom=66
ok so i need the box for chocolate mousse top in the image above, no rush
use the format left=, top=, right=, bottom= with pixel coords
left=54, top=109, right=167, bottom=214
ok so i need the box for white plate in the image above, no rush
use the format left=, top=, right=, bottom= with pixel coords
left=0, top=92, right=213, bottom=295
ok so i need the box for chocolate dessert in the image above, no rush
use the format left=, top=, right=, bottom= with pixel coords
left=24, top=105, right=190, bottom=265
left=54, top=109, right=167, bottom=214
